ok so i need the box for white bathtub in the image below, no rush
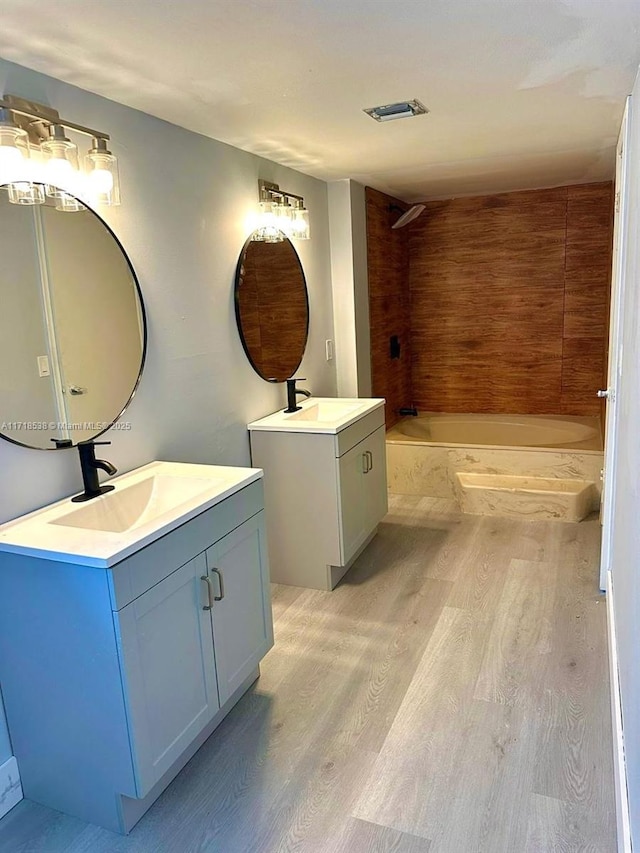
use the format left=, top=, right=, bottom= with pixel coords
left=385, top=412, right=604, bottom=505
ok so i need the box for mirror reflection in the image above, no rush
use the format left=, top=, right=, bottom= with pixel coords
left=234, top=231, right=309, bottom=382
left=0, top=185, right=146, bottom=450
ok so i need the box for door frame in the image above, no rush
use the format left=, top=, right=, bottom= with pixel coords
left=600, top=97, right=631, bottom=592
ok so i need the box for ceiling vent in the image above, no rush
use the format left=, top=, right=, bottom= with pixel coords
left=363, top=99, right=428, bottom=122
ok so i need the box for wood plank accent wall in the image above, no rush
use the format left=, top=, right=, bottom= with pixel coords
left=409, top=187, right=566, bottom=414
left=366, top=182, right=613, bottom=418
left=407, top=183, right=613, bottom=415
left=366, top=188, right=412, bottom=428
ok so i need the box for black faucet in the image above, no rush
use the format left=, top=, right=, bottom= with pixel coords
left=284, top=377, right=311, bottom=413
left=72, top=440, right=118, bottom=503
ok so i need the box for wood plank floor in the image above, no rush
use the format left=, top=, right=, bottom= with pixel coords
left=0, top=496, right=616, bottom=852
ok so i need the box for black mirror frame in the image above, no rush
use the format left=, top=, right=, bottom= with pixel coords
left=0, top=186, right=148, bottom=452
left=233, top=230, right=309, bottom=383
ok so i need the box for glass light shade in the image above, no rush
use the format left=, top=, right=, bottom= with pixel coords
left=257, top=200, right=284, bottom=242
left=8, top=180, right=45, bottom=205
left=55, top=191, right=86, bottom=212
left=258, top=199, right=277, bottom=227
left=2, top=129, right=45, bottom=205
left=41, top=132, right=79, bottom=198
left=256, top=226, right=285, bottom=243
left=265, top=228, right=286, bottom=243
left=0, top=127, right=29, bottom=173
left=0, top=145, right=24, bottom=170
left=85, top=145, right=121, bottom=206
left=275, top=200, right=294, bottom=234
left=291, top=207, right=310, bottom=240
left=0, top=126, right=32, bottom=204
left=0, top=125, right=29, bottom=171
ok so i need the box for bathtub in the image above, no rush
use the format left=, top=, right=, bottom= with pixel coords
left=385, top=412, right=604, bottom=511
left=387, top=412, right=602, bottom=452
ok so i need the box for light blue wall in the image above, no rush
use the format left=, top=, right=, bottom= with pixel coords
left=0, top=58, right=336, bottom=767
left=610, top=68, right=640, bottom=845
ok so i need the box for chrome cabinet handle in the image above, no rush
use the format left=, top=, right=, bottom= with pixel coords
left=201, top=575, right=214, bottom=610
left=367, top=450, right=374, bottom=471
left=211, top=568, right=224, bottom=601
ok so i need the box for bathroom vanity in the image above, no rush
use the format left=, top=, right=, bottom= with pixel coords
left=249, top=397, right=387, bottom=590
left=0, top=462, right=273, bottom=834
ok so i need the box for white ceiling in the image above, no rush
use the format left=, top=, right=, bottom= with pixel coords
left=1, top=0, right=639, bottom=201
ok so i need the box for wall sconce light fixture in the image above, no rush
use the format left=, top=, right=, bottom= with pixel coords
left=254, top=179, right=310, bottom=241
left=0, top=94, right=121, bottom=209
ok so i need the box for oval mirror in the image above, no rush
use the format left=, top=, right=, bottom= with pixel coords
left=234, top=232, right=309, bottom=381
left=0, top=185, right=146, bottom=450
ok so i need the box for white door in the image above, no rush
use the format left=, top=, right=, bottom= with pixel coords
left=600, top=98, right=630, bottom=592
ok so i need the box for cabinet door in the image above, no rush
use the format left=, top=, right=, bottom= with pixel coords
left=363, top=426, right=388, bottom=530
left=115, top=553, right=219, bottom=797
left=338, top=427, right=389, bottom=565
left=205, top=512, right=274, bottom=706
left=337, top=439, right=368, bottom=564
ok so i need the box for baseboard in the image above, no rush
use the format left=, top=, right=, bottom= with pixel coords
left=607, top=572, right=632, bottom=852
left=0, top=756, right=23, bottom=819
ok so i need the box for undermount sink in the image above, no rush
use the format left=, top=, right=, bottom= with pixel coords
left=0, top=461, right=263, bottom=567
left=287, top=400, right=364, bottom=422
left=248, top=397, right=385, bottom=434
left=51, top=474, right=218, bottom=533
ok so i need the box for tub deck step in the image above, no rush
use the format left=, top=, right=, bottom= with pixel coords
left=455, top=473, right=597, bottom=522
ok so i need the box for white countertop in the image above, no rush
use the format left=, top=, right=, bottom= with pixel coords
left=0, top=461, right=262, bottom=568
left=248, top=397, right=385, bottom=434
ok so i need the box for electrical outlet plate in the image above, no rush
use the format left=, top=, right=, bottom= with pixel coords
left=37, top=355, right=51, bottom=377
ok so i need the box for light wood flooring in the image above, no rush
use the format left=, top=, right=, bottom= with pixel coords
left=0, top=495, right=616, bottom=852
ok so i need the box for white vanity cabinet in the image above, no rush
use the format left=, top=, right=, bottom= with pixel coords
left=249, top=398, right=387, bottom=590
left=114, top=509, right=271, bottom=800
left=0, top=465, right=273, bottom=834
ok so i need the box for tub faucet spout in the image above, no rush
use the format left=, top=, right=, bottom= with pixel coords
left=398, top=406, right=418, bottom=417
